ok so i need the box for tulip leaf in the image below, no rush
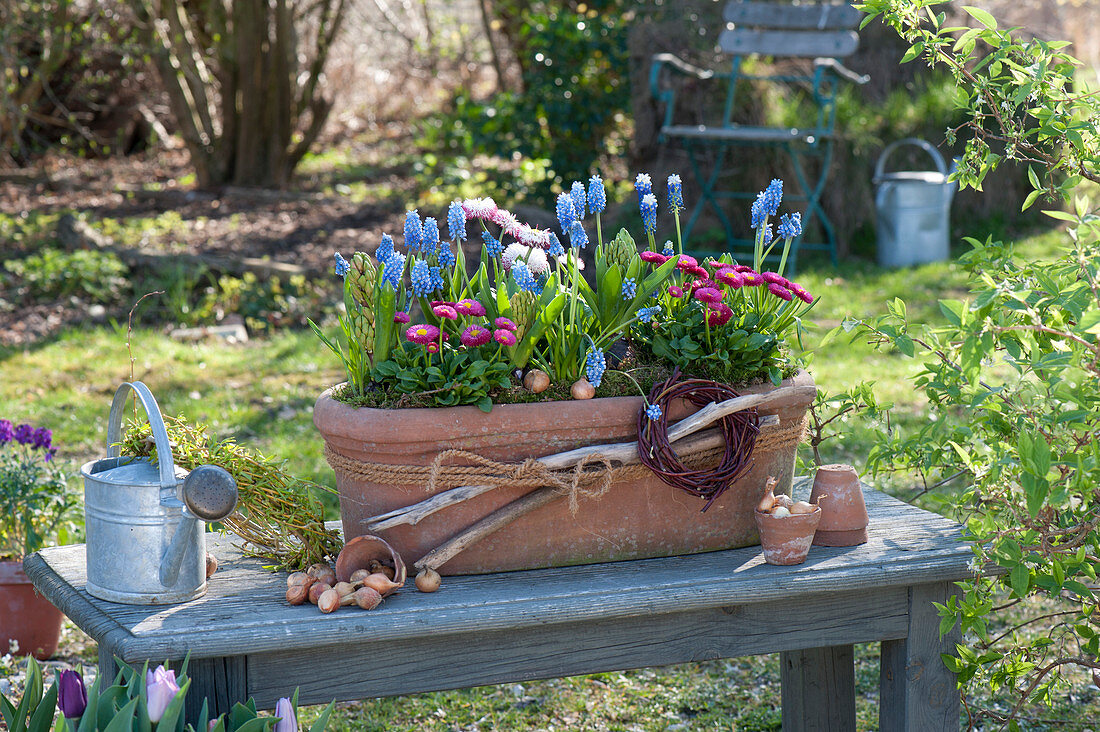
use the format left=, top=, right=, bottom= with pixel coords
left=233, top=719, right=272, bottom=732
left=309, top=700, right=336, bottom=732
left=1, top=693, right=17, bottom=732
left=103, top=698, right=139, bottom=732
left=27, top=683, right=57, bottom=732
left=75, top=674, right=102, bottom=732
left=154, top=678, right=190, bottom=732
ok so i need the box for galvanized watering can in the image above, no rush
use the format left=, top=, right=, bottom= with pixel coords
left=80, top=382, right=238, bottom=605
left=873, top=138, right=957, bottom=268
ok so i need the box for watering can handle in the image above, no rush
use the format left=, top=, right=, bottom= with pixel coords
left=106, top=381, right=177, bottom=489
left=874, top=138, right=948, bottom=183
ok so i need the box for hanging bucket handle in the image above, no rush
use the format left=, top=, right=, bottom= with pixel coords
left=874, top=138, right=948, bottom=184
left=106, top=381, right=177, bottom=489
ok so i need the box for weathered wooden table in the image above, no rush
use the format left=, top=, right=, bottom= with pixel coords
left=25, top=488, right=970, bottom=731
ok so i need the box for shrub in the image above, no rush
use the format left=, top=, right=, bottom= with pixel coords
left=830, top=1, right=1100, bottom=724
left=3, top=248, right=129, bottom=303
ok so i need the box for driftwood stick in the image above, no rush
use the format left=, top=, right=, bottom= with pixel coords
left=414, top=486, right=561, bottom=572
left=363, top=386, right=808, bottom=531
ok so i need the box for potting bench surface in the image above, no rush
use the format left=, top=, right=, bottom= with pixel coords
left=25, top=485, right=971, bottom=731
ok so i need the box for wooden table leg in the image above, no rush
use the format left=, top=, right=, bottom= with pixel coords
left=781, top=644, right=856, bottom=731
left=879, top=581, right=962, bottom=732
left=97, top=645, right=119, bottom=687
left=184, top=656, right=249, bottom=724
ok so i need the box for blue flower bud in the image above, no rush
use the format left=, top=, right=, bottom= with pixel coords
left=568, top=220, right=589, bottom=249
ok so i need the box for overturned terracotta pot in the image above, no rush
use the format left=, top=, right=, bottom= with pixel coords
left=754, top=508, right=821, bottom=565
left=315, top=371, right=815, bottom=575
left=809, top=463, right=869, bottom=546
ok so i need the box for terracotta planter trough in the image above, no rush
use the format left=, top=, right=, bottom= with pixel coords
left=315, top=370, right=815, bottom=575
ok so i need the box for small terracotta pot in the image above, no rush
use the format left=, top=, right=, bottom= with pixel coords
left=754, top=508, right=821, bottom=565
left=1, top=560, right=64, bottom=659
left=809, top=464, right=869, bottom=546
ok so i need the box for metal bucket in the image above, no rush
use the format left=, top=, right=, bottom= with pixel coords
left=874, top=138, right=957, bottom=267
left=81, top=382, right=206, bottom=604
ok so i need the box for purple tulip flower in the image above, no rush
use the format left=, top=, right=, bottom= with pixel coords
left=146, top=665, right=180, bottom=723
left=57, top=670, right=87, bottom=719
left=274, top=697, right=298, bottom=732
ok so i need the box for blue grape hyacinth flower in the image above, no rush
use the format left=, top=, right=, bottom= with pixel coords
left=667, top=174, right=683, bottom=212
left=556, top=192, right=577, bottom=234
left=570, top=181, right=586, bottom=218
left=333, top=252, right=350, bottom=278
left=410, top=258, right=432, bottom=296
left=588, top=175, right=607, bottom=214
left=447, top=200, right=467, bottom=242
left=482, top=231, right=503, bottom=258
left=422, top=216, right=441, bottom=256
left=548, top=232, right=565, bottom=257
left=375, top=233, right=395, bottom=263
left=621, top=278, right=637, bottom=299
left=404, top=210, right=423, bottom=252
left=645, top=403, right=663, bottom=420
left=640, top=193, right=658, bottom=234
left=585, top=348, right=606, bottom=388
left=568, top=220, right=589, bottom=249
left=635, top=172, right=653, bottom=208
left=778, top=212, right=803, bottom=240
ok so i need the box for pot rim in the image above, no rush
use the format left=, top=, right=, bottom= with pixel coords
left=754, top=507, right=821, bottom=523
left=314, top=370, right=815, bottom=447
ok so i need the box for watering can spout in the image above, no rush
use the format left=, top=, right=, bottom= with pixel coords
left=159, top=465, right=238, bottom=588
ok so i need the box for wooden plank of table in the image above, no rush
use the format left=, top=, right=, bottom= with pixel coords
left=247, top=586, right=907, bottom=709
left=781, top=645, right=857, bottom=731
left=24, top=490, right=972, bottom=666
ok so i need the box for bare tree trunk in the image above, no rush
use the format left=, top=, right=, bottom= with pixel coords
left=130, top=0, right=345, bottom=190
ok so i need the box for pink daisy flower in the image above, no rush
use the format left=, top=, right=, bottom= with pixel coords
left=406, top=323, right=440, bottom=344
left=432, top=303, right=459, bottom=320
left=668, top=285, right=684, bottom=298
left=687, top=265, right=710, bottom=279
left=693, top=286, right=724, bottom=304
left=790, top=284, right=814, bottom=304
left=733, top=264, right=755, bottom=273
left=761, top=272, right=791, bottom=287
left=494, top=328, right=518, bottom=346
left=462, top=197, right=498, bottom=220
left=640, top=251, right=670, bottom=265
left=706, top=303, right=734, bottom=327
left=455, top=299, right=487, bottom=317
left=715, top=269, right=744, bottom=288
left=460, top=324, right=492, bottom=347
left=767, top=282, right=794, bottom=301
left=393, top=311, right=411, bottom=324
left=677, top=254, right=699, bottom=267
left=741, top=271, right=763, bottom=286
left=494, top=317, right=517, bottom=331
left=426, top=342, right=440, bottom=354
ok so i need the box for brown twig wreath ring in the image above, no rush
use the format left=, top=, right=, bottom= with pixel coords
left=637, top=369, right=761, bottom=512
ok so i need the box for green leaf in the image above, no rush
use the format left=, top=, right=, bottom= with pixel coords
left=1041, top=209, right=1078, bottom=222
left=103, top=698, right=139, bottom=732
left=309, top=700, right=336, bottom=732
left=1009, top=563, right=1030, bottom=597
left=895, top=335, right=915, bottom=357
left=939, top=299, right=967, bottom=327
left=27, top=681, right=57, bottom=732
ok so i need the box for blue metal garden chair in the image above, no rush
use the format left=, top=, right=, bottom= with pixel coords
left=649, top=0, right=869, bottom=270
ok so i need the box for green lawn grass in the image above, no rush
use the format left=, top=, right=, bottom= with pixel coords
left=2, top=224, right=1085, bottom=729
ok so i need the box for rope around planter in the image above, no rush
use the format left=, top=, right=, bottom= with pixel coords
left=323, top=410, right=806, bottom=516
